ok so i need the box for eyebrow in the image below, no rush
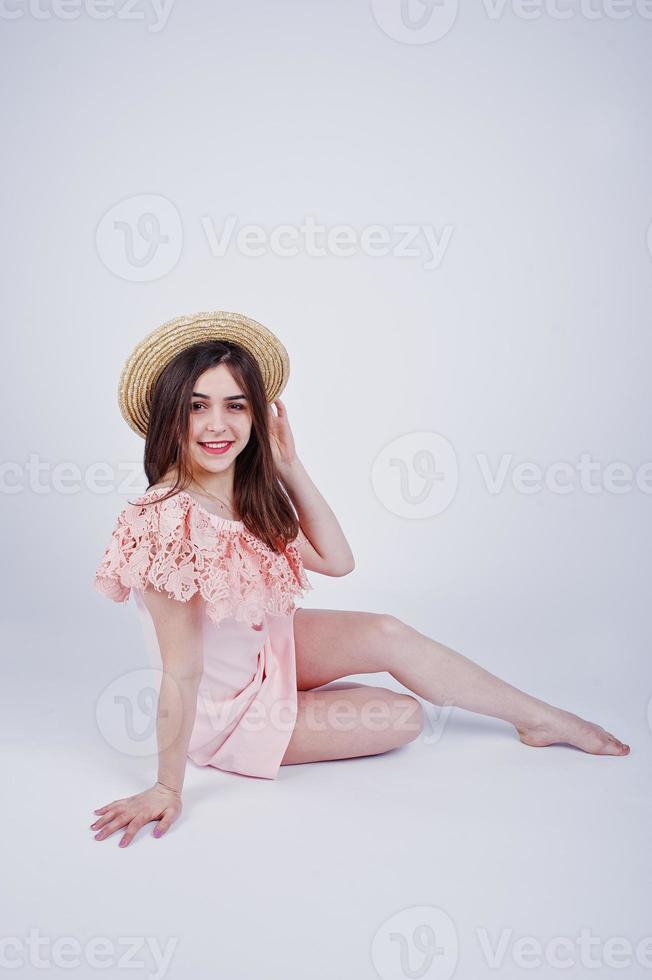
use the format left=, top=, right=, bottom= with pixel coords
left=191, top=392, right=248, bottom=401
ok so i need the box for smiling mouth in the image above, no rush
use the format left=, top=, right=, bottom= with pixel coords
left=199, top=441, right=233, bottom=454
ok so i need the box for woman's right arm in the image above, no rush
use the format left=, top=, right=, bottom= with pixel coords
left=141, top=586, right=204, bottom=795
left=91, top=588, right=204, bottom=847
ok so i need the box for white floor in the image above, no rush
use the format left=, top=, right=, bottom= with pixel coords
left=2, top=610, right=647, bottom=980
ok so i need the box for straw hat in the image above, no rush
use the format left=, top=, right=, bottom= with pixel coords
left=118, top=310, right=290, bottom=437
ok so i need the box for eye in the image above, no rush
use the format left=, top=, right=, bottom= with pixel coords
left=229, top=403, right=245, bottom=411
left=191, top=402, right=206, bottom=411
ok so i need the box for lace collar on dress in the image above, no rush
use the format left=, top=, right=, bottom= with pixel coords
left=93, top=486, right=313, bottom=629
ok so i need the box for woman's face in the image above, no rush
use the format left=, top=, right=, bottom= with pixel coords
left=186, top=363, right=253, bottom=478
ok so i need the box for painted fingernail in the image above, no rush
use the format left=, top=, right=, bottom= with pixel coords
left=119, top=839, right=127, bottom=847
left=153, top=828, right=161, bottom=837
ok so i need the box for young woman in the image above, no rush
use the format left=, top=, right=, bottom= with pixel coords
left=91, top=311, right=630, bottom=848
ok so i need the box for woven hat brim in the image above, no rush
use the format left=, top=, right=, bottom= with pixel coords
left=118, top=311, right=290, bottom=437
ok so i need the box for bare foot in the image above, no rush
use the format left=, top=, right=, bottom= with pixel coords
left=516, top=708, right=630, bottom=755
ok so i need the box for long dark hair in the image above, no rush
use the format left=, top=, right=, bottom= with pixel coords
left=130, top=340, right=299, bottom=554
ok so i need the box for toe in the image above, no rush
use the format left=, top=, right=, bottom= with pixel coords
left=604, top=734, right=629, bottom=755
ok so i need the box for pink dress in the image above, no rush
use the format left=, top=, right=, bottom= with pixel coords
left=93, top=486, right=313, bottom=780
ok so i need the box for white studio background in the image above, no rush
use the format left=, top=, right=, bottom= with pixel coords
left=2, top=3, right=650, bottom=980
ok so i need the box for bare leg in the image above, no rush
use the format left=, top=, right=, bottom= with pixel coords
left=384, top=618, right=630, bottom=755
left=281, top=683, right=423, bottom=766
left=292, top=609, right=630, bottom=756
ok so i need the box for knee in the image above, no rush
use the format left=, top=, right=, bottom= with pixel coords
left=373, top=615, right=406, bottom=672
left=376, top=613, right=404, bottom=639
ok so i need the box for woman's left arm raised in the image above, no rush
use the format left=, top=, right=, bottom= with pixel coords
left=269, top=399, right=355, bottom=577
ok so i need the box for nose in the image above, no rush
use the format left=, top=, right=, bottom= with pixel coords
left=205, top=406, right=228, bottom=433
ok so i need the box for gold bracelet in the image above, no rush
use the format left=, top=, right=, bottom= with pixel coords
left=156, top=780, right=182, bottom=795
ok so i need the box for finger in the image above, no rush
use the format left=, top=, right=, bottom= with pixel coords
left=90, top=810, right=118, bottom=830
left=152, top=811, right=176, bottom=838
left=94, top=814, right=130, bottom=841
left=119, top=815, right=149, bottom=849
left=93, top=798, right=125, bottom=813
left=93, top=802, right=117, bottom=814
